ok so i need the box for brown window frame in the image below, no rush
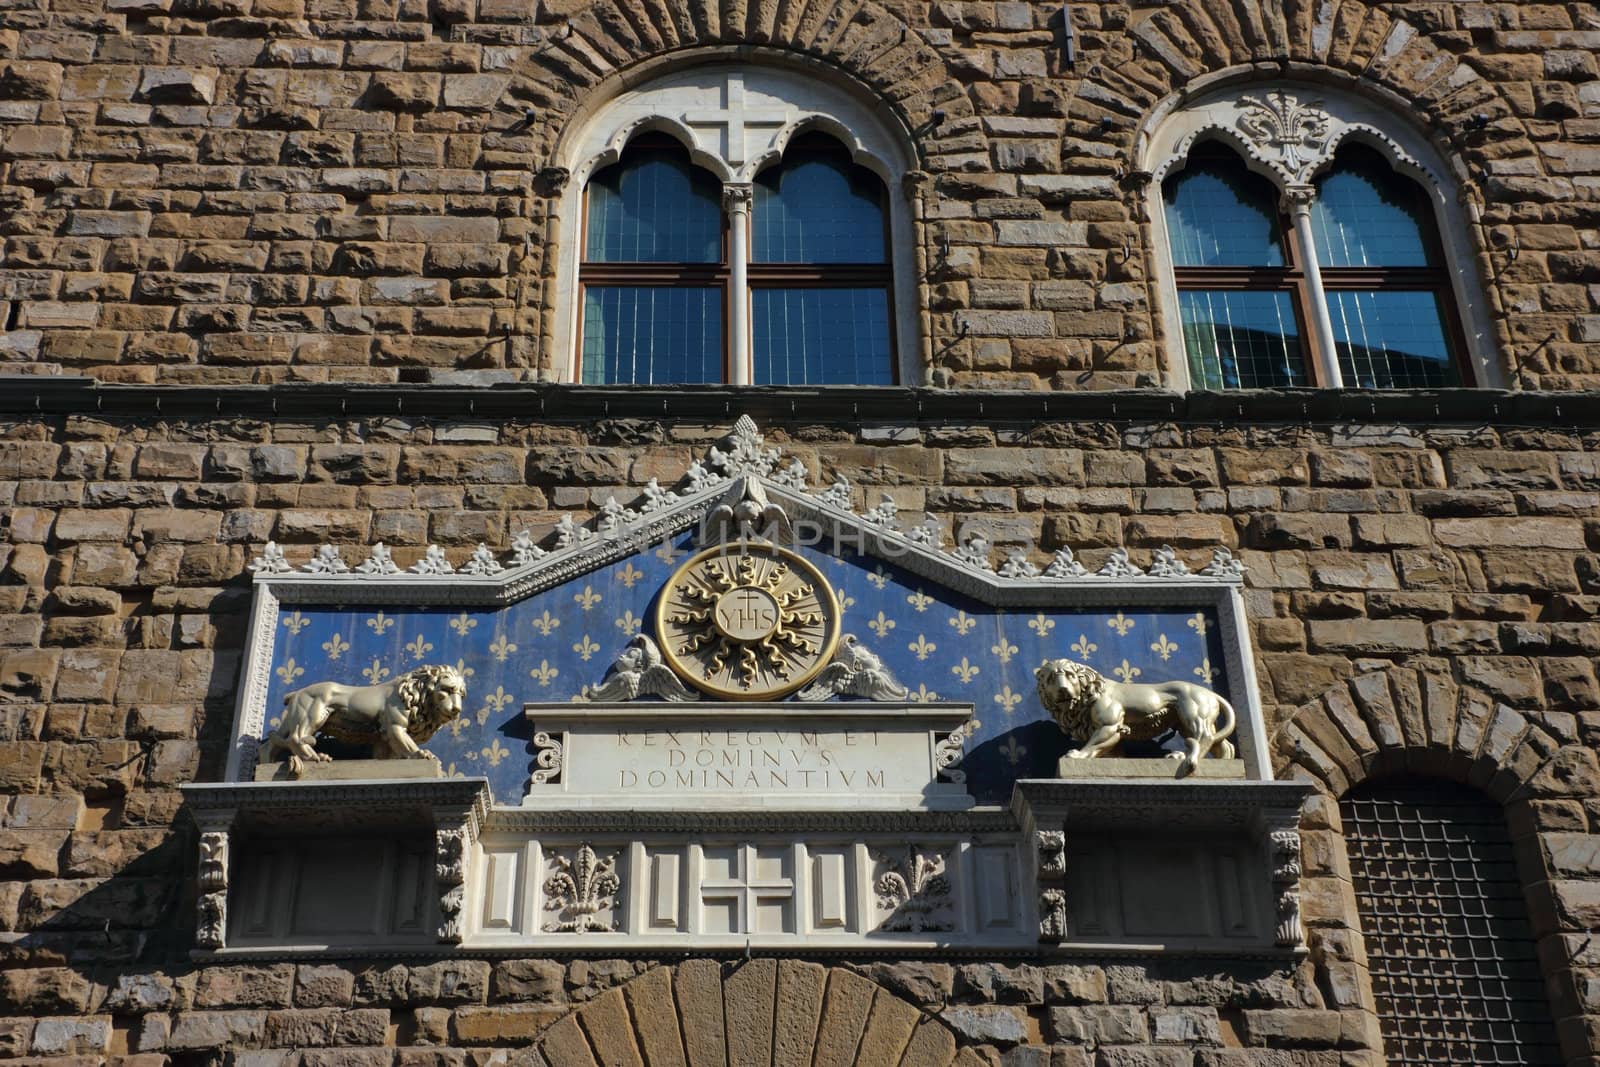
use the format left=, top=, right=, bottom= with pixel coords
left=577, top=133, right=899, bottom=386
left=1168, top=143, right=1475, bottom=389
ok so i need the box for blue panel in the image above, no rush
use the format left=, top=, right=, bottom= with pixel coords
left=264, top=536, right=1231, bottom=805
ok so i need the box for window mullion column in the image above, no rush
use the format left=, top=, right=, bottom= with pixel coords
left=1283, top=184, right=1344, bottom=388
left=724, top=183, right=753, bottom=385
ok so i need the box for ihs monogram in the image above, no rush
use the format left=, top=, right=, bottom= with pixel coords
left=656, top=542, right=841, bottom=700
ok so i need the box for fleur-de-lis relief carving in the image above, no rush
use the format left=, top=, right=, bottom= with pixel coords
left=654, top=541, right=684, bottom=565
left=531, top=610, right=560, bottom=637
left=1107, top=611, right=1134, bottom=637
left=905, top=516, right=941, bottom=548
left=1150, top=633, right=1178, bottom=661
left=1236, top=90, right=1332, bottom=181
left=1187, top=612, right=1209, bottom=638
left=367, top=611, right=395, bottom=636
left=361, top=659, right=391, bottom=685
left=281, top=610, right=309, bottom=636
left=867, top=611, right=895, bottom=639
left=554, top=514, right=595, bottom=549
left=614, top=610, right=642, bottom=635
left=321, top=633, right=350, bottom=660
left=908, top=683, right=940, bottom=703
left=448, top=612, right=476, bottom=637
left=574, top=585, right=601, bottom=611
left=484, top=631, right=516, bottom=662
left=1027, top=613, right=1055, bottom=637
left=866, top=565, right=890, bottom=591
left=640, top=478, right=674, bottom=513
left=862, top=493, right=899, bottom=529
left=998, top=551, right=1040, bottom=578
left=405, top=633, right=434, bottom=661
left=993, top=685, right=1022, bottom=712
left=530, top=660, right=559, bottom=687
left=999, top=734, right=1027, bottom=766
left=1114, top=659, right=1142, bottom=683
left=948, top=610, right=976, bottom=636
left=543, top=843, right=621, bottom=933
left=1194, top=658, right=1219, bottom=685
left=906, top=589, right=933, bottom=613
left=816, top=474, right=852, bottom=508
left=1097, top=548, right=1142, bottom=578
left=951, top=657, right=979, bottom=684
left=572, top=634, right=600, bottom=662
left=874, top=847, right=953, bottom=932
left=478, top=685, right=513, bottom=726
left=992, top=637, right=1018, bottom=664
left=951, top=533, right=992, bottom=571
left=275, top=658, right=304, bottom=686
left=480, top=737, right=510, bottom=767
left=1071, top=633, right=1098, bottom=660
left=617, top=562, right=643, bottom=589
left=1148, top=545, right=1189, bottom=577
left=908, top=634, right=936, bottom=661
left=1199, top=546, right=1245, bottom=579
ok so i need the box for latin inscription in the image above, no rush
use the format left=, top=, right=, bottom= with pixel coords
left=615, top=728, right=886, bottom=792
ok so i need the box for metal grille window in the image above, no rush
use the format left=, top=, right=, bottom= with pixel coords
left=1341, top=780, right=1561, bottom=1067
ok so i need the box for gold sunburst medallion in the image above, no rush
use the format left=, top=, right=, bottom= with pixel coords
left=655, top=542, right=841, bottom=700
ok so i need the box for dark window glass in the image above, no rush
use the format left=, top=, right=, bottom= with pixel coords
left=1311, top=147, right=1437, bottom=268
left=585, top=147, right=721, bottom=264
left=1163, top=149, right=1287, bottom=267
left=580, top=287, right=721, bottom=384
left=1178, top=289, right=1308, bottom=389
left=752, top=288, right=893, bottom=385
left=754, top=152, right=886, bottom=264
left=1328, top=290, right=1458, bottom=388
left=1341, top=779, right=1562, bottom=1067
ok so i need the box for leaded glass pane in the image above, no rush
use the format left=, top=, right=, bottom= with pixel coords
left=1328, top=289, right=1459, bottom=388
left=1342, top=780, right=1562, bottom=1067
left=585, top=148, right=722, bottom=264
left=1163, top=150, right=1286, bottom=267
left=752, top=288, right=893, bottom=385
left=1178, top=289, right=1307, bottom=389
left=753, top=150, right=886, bottom=264
left=1311, top=148, right=1437, bottom=268
left=580, top=287, right=722, bottom=384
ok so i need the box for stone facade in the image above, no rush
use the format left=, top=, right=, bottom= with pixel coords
left=1, top=0, right=1599, bottom=1064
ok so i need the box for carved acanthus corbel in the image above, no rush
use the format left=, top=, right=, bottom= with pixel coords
left=1258, top=807, right=1305, bottom=948
left=434, top=803, right=482, bottom=944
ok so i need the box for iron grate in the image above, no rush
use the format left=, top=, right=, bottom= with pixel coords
left=1341, top=780, right=1561, bottom=1067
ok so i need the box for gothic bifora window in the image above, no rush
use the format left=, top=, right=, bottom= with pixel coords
left=578, top=134, right=895, bottom=386
left=557, top=63, right=919, bottom=386
left=1145, top=86, right=1499, bottom=390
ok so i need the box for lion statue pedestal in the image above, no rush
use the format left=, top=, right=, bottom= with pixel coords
left=253, top=757, right=445, bottom=782
left=1054, top=756, right=1244, bottom=779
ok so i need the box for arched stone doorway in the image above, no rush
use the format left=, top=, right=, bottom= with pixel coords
left=531, top=959, right=981, bottom=1066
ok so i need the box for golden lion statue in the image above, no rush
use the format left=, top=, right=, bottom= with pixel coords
left=261, top=664, right=467, bottom=777
left=1035, top=658, right=1236, bottom=776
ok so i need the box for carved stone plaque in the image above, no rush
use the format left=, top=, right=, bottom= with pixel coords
left=524, top=702, right=977, bottom=810
left=655, top=541, right=841, bottom=700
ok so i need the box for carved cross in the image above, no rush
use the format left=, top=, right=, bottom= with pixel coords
left=698, top=844, right=794, bottom=934
left=684, top=73, right=790, bottom=166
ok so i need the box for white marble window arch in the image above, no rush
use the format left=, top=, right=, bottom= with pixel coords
left=1141, top=83, right=1501, bottom=391
left=551, top=61, right=920, bottom=386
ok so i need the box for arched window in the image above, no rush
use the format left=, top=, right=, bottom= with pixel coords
left=1145, top=85, right=1499, bottom=390
left=1162, top=145, right=1310, bottom=389
left=751, top=135, right=894, bottom=386
left=555, top=62, right=918, bottom=386
left=1340, top=779, right=1561, bottom=1067
left=1310, top=146, right=1462, bottom=389
left=579, top=140, right=726, bottom=384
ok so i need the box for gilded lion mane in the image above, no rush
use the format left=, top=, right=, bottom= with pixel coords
left=1035, top=658, right=1106, bottom=739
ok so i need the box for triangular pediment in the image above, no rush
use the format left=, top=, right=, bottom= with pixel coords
left=231, top=417, right=1262, bottom=804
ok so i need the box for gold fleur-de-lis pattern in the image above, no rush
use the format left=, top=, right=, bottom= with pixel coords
left=262, top=536, right=1230, bottom=805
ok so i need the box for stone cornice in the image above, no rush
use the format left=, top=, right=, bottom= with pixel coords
left=4, top=378, right=1599, bottom=428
